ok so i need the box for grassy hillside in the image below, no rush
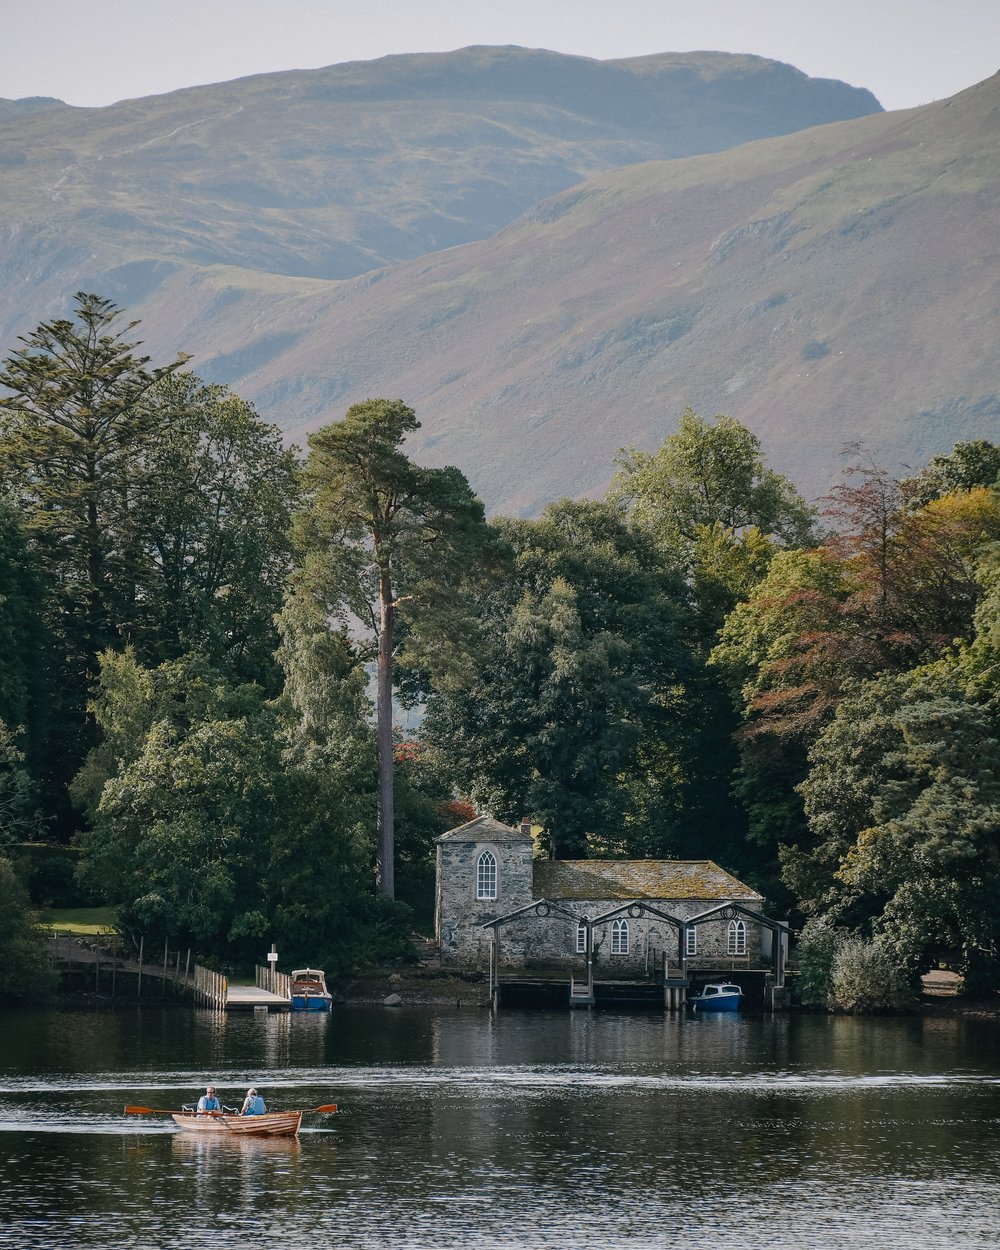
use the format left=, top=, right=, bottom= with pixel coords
left=6, top=53, right=994, bottom=515
left=0, top=45, right=878, bottom=346
left=140, top=72, right=995, bottom=514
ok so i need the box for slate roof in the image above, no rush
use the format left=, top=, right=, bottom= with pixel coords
left=532, top=859, right=763, bottom=902
left=435, top=815, right=532, bottom=844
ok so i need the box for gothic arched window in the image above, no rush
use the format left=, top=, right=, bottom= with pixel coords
left=727, top=918, right=747, bottom=956
left=476, top=851, right=497, bottom=900
left=611, top=918, right=629, bottom=955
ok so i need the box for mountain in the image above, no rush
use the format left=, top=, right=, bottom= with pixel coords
left=10, top=51, right=995, bottom=515
left=0, top=46, right=878, bottom=343
left=106, top=71, right=997, bottom=515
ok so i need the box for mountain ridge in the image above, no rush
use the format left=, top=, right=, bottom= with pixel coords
left=4, top=50, right=995, bottom=515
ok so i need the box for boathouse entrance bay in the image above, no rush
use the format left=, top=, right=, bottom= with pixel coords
left=2, top=1005, right=999, bottom=1248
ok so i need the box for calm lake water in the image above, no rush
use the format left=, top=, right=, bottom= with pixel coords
left=1, top=1004, right=999, bottom=1248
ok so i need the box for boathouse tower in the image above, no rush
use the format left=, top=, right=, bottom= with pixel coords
left=435, top=816, right=534, bottom=964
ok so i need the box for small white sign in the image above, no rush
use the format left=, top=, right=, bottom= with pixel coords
left=267, top=952, right=278, bottom=963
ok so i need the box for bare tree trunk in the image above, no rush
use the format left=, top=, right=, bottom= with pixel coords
left=376, top=570, right=395, bottom=898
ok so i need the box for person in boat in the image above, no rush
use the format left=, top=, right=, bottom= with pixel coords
left=196, top=1085, right=221, bottom=1115
left=241, top=1087, right=266, bottom=1116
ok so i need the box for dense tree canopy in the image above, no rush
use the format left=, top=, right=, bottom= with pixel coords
left=425, top=498, right=693, bottom=858
left=5, top=292, right=1000, bottom=996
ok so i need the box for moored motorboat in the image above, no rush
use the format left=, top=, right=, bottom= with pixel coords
left=688, top=982, right=742, bottom=1012
left=290, top=967, right=333, bottom=1012
left=170, top=1110, right=303, bottom=1137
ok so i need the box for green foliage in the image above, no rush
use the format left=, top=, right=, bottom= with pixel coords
left=794, top=664, right=1000, bottom=989
left=0, top=293, right=187, bottom=673
left=0, top=857, right=57, bottom=1002
left=829, top=937, right=912, bottom=1014
left=795, top=916, right=912, bottom=1013
left=793, top=915, right=845, bottom=1007
left=0, top=302, right=298, bottom=812
left=0, top=723, right=46, bottom=847
left=296, top=397, right=502, bottom=897
left=23, top=848, right=94, bottom=908
left=126, top=373, right=300, bottom=685
left=611, top=409, right=816, bottom=550
left=903, top=439, right=1000, bottom=508
left=0, top=501, right=48, bottom=760
left=426, top=498, right=692, bottom=858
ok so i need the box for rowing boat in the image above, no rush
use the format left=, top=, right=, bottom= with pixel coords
left=170, top=1110, right=303, bottom=1137
left=124, top=1100, right=337, bottom=1137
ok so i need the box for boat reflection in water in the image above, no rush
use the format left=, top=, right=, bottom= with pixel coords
left=171, top=1132, right=302, bottom=1160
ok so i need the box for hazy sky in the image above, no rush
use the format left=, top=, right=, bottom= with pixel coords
left=4, top=0, right=999, bottom=112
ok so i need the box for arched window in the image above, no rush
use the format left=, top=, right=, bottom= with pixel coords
left=576, top=922, right=588, bottom=954
left=685, top=926, right=698, bottom=957
left=476, top=851, right=497, bottom=900
left=611, top=918, right=629, bottom=955
left=727, top=918, right=747, bottom=956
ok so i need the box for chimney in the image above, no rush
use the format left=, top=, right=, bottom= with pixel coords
left=520, top=817, right=532, bottom=838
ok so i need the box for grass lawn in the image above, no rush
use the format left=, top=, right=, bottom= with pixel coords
left=39, top=906, right=118, bottom=935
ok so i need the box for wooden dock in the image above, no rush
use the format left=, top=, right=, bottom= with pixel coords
left=52, top=937, right=298, bottom=1011
left=225, top=983, right=290, bottom=1012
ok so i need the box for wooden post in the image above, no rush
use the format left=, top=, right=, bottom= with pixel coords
left=586, top=921, right=594, bottom=1001
left=137, top=935, right=144, bottom=999
left=185, top=949, right=191, bottom=980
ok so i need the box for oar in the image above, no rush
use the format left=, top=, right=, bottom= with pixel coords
left=123, top=1105, right=225, bottom=1116
left=303, top=1103, right=338, bottom=1114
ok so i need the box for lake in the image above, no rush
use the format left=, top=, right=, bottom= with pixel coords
left=1, top=1004, right=999, bottom=1248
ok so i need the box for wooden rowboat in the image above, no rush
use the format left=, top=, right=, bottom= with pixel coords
left=125, top=1100, right=336, bottom=1137
left=170, top=1110, right=303, bottom=1137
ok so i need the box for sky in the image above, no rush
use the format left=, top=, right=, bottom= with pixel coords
left=3, top=0, right=999, bottom=113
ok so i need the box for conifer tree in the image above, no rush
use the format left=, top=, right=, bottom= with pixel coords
left=296, top=398, right=499, bottom=897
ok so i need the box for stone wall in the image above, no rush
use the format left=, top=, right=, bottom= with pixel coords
left=483, top=900, right=764, bottom=975
left=436, top=836, right=535, bottom=965
left=438, top=844, right=764, bottom=973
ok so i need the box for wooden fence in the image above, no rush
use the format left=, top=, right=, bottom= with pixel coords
left=191, top=963, right=228, bottom=1009
left=256, top=964, right=291, bottom=999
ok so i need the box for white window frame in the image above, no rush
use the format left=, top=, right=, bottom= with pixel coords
left=727, top=918, right=747, bottom=956
left=611, top=918, right=629, bottom=955
left=685, top=926, right=697, bottom=957
left=476, top=851, right=497, bottom=900
left=576, top=922, right=587, bottom=954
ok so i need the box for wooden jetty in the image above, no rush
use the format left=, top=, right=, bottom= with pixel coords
left=51, top=936, right=295, bottom=1011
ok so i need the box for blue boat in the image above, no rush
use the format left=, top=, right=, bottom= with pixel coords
left=688, top=982, right=742, bottom=1012
left=290, top=968, right=333, bottom=1012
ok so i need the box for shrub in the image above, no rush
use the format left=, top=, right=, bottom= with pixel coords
left=829, top=937, right=912, bottom=1013
left=794, top=915, right=844, bottom=1006
left=0, top=857, right=57, bottom=1002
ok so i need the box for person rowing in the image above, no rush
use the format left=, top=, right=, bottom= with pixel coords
left=196, top=1085, right=221, bottom=1115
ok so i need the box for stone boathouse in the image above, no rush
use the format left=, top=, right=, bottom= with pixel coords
left=434, top=815, right=767, bottom=976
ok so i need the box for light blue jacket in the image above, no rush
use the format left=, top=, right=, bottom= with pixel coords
left=242, top=1094, right=266, bottom=1116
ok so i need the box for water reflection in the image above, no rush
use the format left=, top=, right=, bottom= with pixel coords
left=2, top=1005, right=1000, bottom=1248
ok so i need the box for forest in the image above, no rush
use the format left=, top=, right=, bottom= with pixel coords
left=3, top=292, right=1000, bottom=1006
